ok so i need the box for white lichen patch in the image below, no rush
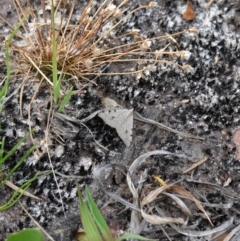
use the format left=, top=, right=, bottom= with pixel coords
left=79, top=156, right=92, bottom=171
left=54, top=145, right=64, bottom=158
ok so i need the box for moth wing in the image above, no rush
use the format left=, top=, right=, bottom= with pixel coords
left=98, top=108, right=133, bottom=147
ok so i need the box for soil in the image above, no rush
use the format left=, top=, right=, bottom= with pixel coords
left=1, top=0, right=240, bottom=241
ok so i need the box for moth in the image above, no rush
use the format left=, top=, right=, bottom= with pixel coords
left=98, top=108, right=133, bottom=147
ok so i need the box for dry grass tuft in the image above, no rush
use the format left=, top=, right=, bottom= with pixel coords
left=7, top=0, right=192, bottom=93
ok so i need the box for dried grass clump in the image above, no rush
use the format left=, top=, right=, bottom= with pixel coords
left=7, top=0, right=191, bottom=90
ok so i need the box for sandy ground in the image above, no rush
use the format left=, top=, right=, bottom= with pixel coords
left=1, top=0, right=240, bottom=241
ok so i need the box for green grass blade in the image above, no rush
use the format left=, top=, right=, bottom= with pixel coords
left=0, top=132, right=32, bottom=165
left=0, top=172, right=41, bottom=211
left=77, top=185, right=103, bottom=241
left=0, top=175, right=33, bottom=211
left=51, top=0, right=59, bottom=104
left=0, top=14, right=26, bottom=112
left=85, top=187, right=114, bottom=241
left=58, top=87, right=72, bottom=112
left=55, top=77, right=61, bottom=104
left=1, top=145, right=35, bottom=186
left=0, top=183, right=30, bottom=211
left=0, top=79, right=8, bottom=112
left=115, top=233, right=157, bottom=241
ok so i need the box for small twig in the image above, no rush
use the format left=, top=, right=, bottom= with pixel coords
left=207, top=0, right=215, bottom=9
left=4, top=180, right=40, bottom=200
left=183, top=156, right=208, bottom=174
left=159, top=224, right=172, bottom=241
left=54, top=110, right=102, bottom=124
left=185, top=178, right=240, bottom=200
left=55, top=171, right=85, bottom=180
left=54, top=111, right=110, bottom=151
left=133, top=111, right=206, bottom=141
left=79, top=121, right=109, bottom=152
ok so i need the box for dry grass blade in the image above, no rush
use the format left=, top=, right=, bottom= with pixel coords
left=8, top=0, right=192, bottom=97
left=163, top=192, right=192, bottom=216
left=169, top=185, right=213, bottom=226
left=156, top=207, right=234, bottom=238
left=220, top=223, right=240, bottom=241
left=127, top=150, right=186, bottom=200
left=128, top=150, right=186, bottom=177
left=141, top=209, right=184, bottom=225
left=141, top=183, right=213, bottom=226
left=141, top=184, right=173, bottom=206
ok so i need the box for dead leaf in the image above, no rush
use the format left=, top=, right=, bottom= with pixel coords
left=98, top=108, right=133, bottom=147
left=75, top=228, right=89, bottom=241
left=141, top=184, right=173, bottom=206
left=183, top=2, right=196, bottom=21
